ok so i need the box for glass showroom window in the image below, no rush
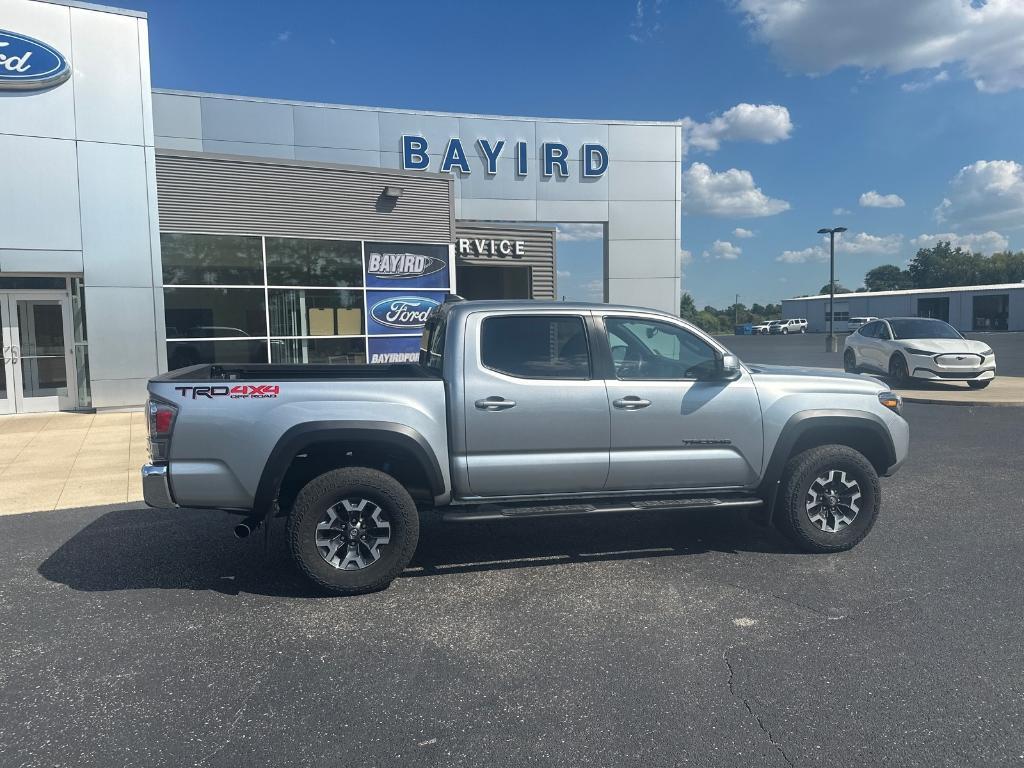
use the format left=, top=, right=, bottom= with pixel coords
left=265, top=237, right=362, bottom=287
left=161, top=233, right=369, bottom=370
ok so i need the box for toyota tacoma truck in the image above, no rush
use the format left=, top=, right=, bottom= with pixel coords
left=143, top=299, right=909, bottom=595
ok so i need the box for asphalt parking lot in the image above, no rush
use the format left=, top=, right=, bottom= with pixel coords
left=723, top=330, right=1024, bottom=377
left=2, top=403, right=1023, bottom=767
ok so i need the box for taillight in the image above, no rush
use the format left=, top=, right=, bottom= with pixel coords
left=147, top=398, right=178, bottom=462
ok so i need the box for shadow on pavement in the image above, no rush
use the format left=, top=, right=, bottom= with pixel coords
left=36, top=504, right=791, bottom=597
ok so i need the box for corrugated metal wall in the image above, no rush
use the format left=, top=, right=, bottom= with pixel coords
left=454, top=222, right=557, bottom=299
left=155, top=150, right=453, bottom=243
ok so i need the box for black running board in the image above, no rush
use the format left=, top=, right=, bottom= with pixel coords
left=440, top=496, right=763, bottom=522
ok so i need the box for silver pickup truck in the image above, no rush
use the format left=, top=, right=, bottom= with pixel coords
left=143, top=299, right=909, bottom=595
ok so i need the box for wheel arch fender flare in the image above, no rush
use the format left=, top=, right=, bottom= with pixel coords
left=253, top=421, right=446, bottom=517
left=759, top=409, right=898, bottom=498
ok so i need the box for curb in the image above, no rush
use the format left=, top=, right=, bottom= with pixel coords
left=897, top=393, right=1024, bottom=407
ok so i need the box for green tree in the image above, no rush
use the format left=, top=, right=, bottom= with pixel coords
left=695, top=311, right=721, bottom=334
left=819, top=281, right=852, bottom=295
left=679, top=292, right=698, bottom=321
left=864, top=264, right=912, bottom=292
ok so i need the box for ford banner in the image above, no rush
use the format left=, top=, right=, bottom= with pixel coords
left=367, top=336, right=422, bottom=365
left=364, top=242, right=450, bottom=289
left=366, top=291, right=447, bottom=336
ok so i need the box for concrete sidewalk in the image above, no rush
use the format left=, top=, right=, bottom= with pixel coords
left=894, top=375, right=1024, bottom=406
left=0, top=411, right=147, bottom=516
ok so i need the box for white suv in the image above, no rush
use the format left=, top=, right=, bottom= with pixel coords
left=843, top=317, right=996, bottom=389
left=770, top=318, right=807, bottom=334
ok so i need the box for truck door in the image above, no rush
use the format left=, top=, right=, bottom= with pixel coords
left=600, top=314, right=763, bottom=491
left=461, top=311, right=610, bottom=497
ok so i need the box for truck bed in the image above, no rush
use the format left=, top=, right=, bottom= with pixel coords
left=152, top=362, right=440, bottom=382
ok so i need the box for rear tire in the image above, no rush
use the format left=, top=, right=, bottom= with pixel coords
left=288, top=467, right=419, bottom=596
left=968, top=380, right=991, bottom=389
left=775, top=445, right=880, bottom=553
left=843, top=349, right=858, bottom=373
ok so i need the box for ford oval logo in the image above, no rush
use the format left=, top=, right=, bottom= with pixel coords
left=366, top=251, right=446, bottom=279
left=369, top=296, right=440, bottom=329
left=0, top=29, right=71, bottom=91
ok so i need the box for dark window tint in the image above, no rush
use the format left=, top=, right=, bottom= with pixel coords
left=0, top=276, right=66, bottom=290
left=859, top=322, right=878, bottom=338
left=889, top=318, right=961, bottom=340
left=420, top=309, right=447, bottom=374
left=265, top=237, right=362, bottom=287
left=166, top=339, right=268, bottom=370
left=163, top=288, right=267, bottom=339
left=160, top=233, right=263, bottom=285
left=606, top=317, right=718, bottom=380
left=270, top=337, right=366, bottom=365
left=481, top=315, right=590, bottom=379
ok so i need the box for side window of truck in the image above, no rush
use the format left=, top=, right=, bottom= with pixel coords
left=606, top=316, right=718, bottom=380
left=480, top=315, right=591, bottom=379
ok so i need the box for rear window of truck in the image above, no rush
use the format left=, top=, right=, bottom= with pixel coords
left=481, top=315, right=591, bottom=379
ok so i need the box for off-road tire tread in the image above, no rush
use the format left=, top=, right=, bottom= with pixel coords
left=776, top=445, right=881, bottom=553
left=288, top=467, right=418, bottom=596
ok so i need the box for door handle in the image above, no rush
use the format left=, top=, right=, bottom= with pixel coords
left=475, top=396, right=516, bottom=411
left=613, top=396, right=652, bottom=410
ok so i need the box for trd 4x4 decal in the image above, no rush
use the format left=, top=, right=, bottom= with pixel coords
left=174, top=385, right=280, bottom=400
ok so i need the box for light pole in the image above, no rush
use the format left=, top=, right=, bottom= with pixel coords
left=817, top=226, right=847, bottom=352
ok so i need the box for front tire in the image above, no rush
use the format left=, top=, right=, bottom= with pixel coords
left=775, top=445, right=880, bottom=553
left=288, top=467, right=419, bottom=595
left=888, top=354, right=910, bottom=386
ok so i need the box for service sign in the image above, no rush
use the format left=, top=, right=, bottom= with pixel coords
left=367, top=336, right=421, bottom=365
left=366, top=291, right=447, bottom=336
left=364, top=242, right=450, bottom=289
left=0, top=30, right=71, bottom=91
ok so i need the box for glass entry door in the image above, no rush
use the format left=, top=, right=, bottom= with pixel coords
left=0, top=292, right=77, bottom=414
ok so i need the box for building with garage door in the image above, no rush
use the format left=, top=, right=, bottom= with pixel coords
left=782, top=283, right=1024, bottom=333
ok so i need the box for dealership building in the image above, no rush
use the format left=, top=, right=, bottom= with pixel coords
left=782, top=283, right=1024, bottom=333
left=0, top=0, right=682, bottom=414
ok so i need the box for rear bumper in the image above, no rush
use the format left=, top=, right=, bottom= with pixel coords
left=142, top=464, right=177, bottom=508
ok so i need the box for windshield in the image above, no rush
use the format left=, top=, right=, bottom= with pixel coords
left=889, top=318, right=962, bottom=340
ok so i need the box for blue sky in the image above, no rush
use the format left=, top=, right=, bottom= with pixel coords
left=121, top=0, right=1024, bottom=309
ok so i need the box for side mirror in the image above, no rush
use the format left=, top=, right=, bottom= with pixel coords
left=715, top=352, right=742, bottom=381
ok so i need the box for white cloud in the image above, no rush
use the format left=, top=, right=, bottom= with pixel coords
left=912, top=231, right=1010, bottom=253
left=901, top=69, right=950, bottom=92
left=735, top=0, right=1024, bottom=93
left=859, top=190, right=906, bottom=208
left=833, top=207, right=852, bottom=216
left=703, top=240, right=742, bottom=260
left=679, top=248, right=693, bottom=277
left=777, top=246, right=827, bottom=264
left=835, top=232, right=903, bottom=255
left=777, top=231, right=901, bottom=262
left=733, top=227, right=755, bottom=238
left=557, top=270, right=572, bottom=278
left=275, top=30, right=291, bottom=43
left=934, top=160, right=1024, bottom=230
left=682, top=103, right=793, bottom=152
left=555, top=223, right=604, bottom=241
left=629, top=0, right=664, bottom=43
left=581, top=279, right=604, bottom=301
left=682, top=162, right=791, bottom=218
